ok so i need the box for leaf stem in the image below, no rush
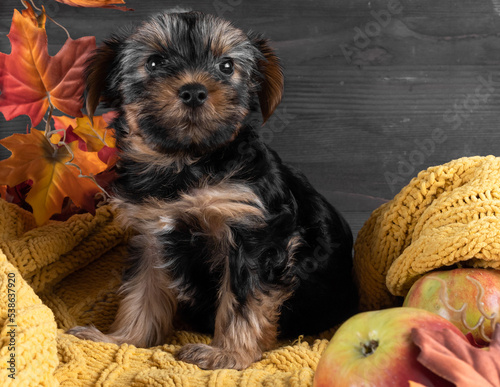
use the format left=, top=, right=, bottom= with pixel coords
left=45, top=97, right=55, bottom=136
left=22, top=0, right=41, bottom=12
left=46, top=14, right=71, bottom=40
left=25, top=0, right=72, bottom=40
left=59, top=142, right=110, bottom=204
left=46, top=128, right=68, bottom=143
left=85, top=116, right=109, bottom=148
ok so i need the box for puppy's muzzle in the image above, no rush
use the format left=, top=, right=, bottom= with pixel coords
left=179, top=83, right=208, bottom=108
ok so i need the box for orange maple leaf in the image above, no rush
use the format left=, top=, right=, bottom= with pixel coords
left=0, top=129, right=108, bottom=225
left=51, top=115, right=77, bottom=140
left=51, top=113, right=117, bottom=164
left=75, top=115, right=116, bottom=151
left=0, top=4, right=96, bottom=126
left=54, top=0, right=133, bottom=11
left=52, top=115, right=115, bottom=151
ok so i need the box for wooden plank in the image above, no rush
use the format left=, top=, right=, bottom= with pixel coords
left=1, top=0, right=500, bottom=236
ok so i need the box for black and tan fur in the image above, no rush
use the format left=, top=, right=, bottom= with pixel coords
left=68, top=10, right=358, bottom=370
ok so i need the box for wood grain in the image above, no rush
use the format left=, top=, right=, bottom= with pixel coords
left=1, top=0, right=500, bottom=236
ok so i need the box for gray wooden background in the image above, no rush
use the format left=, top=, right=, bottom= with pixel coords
left=1, top=0, right=500, bottom=237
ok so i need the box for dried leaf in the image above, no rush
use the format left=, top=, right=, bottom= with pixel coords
left=0, top=4, right=96, bottom=126
left=0, top=129, right=107, bottom=225
left=54, top=0, right=133, bottom=11
left=412, top=324, right=500, bottom=387
left=0, top=181, right=34, bottom=212
left=74, top=115, right=116, bottom=151
left=51, top=114, right=117, bottom=164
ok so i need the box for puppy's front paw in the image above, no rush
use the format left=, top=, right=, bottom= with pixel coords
left=67, top=325, right=118, bottom=344
left=176, top=343, right=256, bottom=370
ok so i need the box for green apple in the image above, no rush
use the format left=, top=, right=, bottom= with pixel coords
left=313, top=307, right=463, bottom=387
left=403, top=268, right=500, bottom=343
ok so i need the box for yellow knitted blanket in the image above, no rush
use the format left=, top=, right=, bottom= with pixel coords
left=5, top=155, right=498, bottom=385
left=0, top=198, right=329, bottom=386
left=354, top=155, right=500, bottom=311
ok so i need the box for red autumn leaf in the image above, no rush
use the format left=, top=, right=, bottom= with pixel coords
left=51, top=116, right=80, bottom=148
left=102, top=110, right=118, bottom=124
left=0, top=129, right=107, bottom=225
left=412, top=325, right=500, bottom=387
left=0, top=4, right=96, bottom=126
left=54, top=0, right=133, bottom=11
left=0, top=181, right=34, bottom=212
left=97, top=145, right=118, bottom=165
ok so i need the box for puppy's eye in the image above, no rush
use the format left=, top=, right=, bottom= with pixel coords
left=218, top=59, right=234, bottom=75
left=146, top=55, right=165, bottom=72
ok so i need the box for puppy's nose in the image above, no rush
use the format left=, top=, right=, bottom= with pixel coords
left=178, top=83, right=208, bottom=107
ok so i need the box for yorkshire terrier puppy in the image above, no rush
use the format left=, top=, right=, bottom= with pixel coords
left=68, top=10, right=358, bottom=370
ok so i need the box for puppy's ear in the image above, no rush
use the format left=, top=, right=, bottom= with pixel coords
left=85, top=35, right=125, bottom=119
left=250, top=34, right=284, bottom=123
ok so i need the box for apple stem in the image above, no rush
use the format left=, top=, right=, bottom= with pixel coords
left=361, top=340, right=379, bottom=357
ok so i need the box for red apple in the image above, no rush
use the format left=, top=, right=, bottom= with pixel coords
left=313, top=307, right=465, bottom=387
left=403, top=268, right=500, bottom=343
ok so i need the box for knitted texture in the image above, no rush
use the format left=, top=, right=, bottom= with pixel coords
left=354, top=155, right=500, bottom=311
left=0, top=199, right=331, bottom=386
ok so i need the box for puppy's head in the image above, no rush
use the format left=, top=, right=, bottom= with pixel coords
left=86, top=11, right=283, bottom=154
